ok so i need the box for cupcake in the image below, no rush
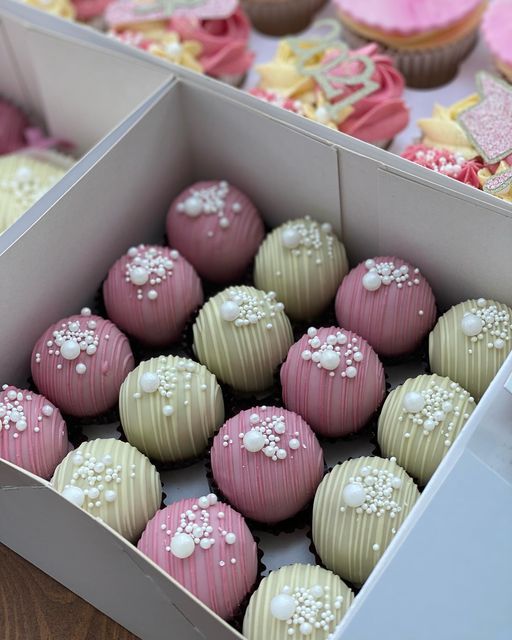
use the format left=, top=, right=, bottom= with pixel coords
left=334, top=0, right=487, bottom=87
left=241, top=0, right=326, bottom=36
left=0, top=99, right=30, bottom=156
left=335, top=257, right=437, bottom=358
left=52, top=438, right=161, bottom=542
left=103, top=244, right=203, bottom=346
left=482, top=0, right=512, bottom=83
left=243, top=564, right=353, bottom=640
left=0, top=385, right=69, bottom=479
left=31, top=308, right=134, bottom=417
left=167, top=180, right=265, bottom=283
left=137, top=494, right=258, bottom=620
left=211, top=406, right=324, bottom=523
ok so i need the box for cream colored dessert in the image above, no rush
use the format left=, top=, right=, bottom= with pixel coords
left=254, top=217, right=349, bottom=321
left=312, top=456, right=419, bottom=586
left=243, top=563, right=353, bottom=640
left=119, top=355, right=224, bottom=463
left=429, top=298, right=512, bottom=401
left=378, top=374, right=475, bottom=485
left=51, top=438, right=161, bottom=542
left=193, top=285, right=293, bottom=393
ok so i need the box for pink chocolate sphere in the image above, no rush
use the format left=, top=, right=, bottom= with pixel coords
left=281, top=327, right=385, bottom=437
left=31, top=308, right=134, bottom=417
left=0, top=98, right=29, bottom=155
left=0, top=385, right=68, bottom=479
left=166, top=180, right=265, bottom=283
left=103, top=244, right=203, bottom=346
left=211, top=406, right=324, bottom=524
left=137, top=494, right=258, bottom=620
left=335, top=257, right=437, bottom=357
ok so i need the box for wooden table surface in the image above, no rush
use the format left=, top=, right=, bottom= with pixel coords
left=0, top=543, right=139, bottom=640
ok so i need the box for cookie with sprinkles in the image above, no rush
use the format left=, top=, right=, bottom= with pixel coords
left=31, top=308, right=134, bottom=416
left=137, top=494, right=258, bottom=620
left=167, top=180, right=265, bottom=283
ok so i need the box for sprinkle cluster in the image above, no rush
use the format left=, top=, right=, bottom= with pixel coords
left=460, top=298, right=511, bottom=354
left=406, top=147, right=466, bottom=178
left=134, top=357, right=208, bottom=416
left=166, top=494, right=238, bottom=565
left=34, top=308, right=101, bottom=376
left=219, top=288, right=284, bottom=330
left=362, top=259, right=420, bottom=292
left=177, top=181, right=241, bottom=234
left=233, top=409, right=303, bottom=462
left=0, top=386, right=53, bottom=438
left=125, top=245, right=179, bottom=301
left=61, top=451, right=134, bottom=509
left=340, top=463, right=402, bottom=519
left=270, top=584, right=344, bottom=637
left=400, top=381, right=473, bottom=446
left=0, top=165, right=61, bottom=210
left=280, top=216, right=335, bottom=263
left=301, top=328, right=362, bottom=378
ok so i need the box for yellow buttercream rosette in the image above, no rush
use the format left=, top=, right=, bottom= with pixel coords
left=147, top=32, right=203, bottom=72
left=24, top=0, right=75, bottom=19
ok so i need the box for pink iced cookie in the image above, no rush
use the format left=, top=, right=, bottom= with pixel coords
left=335, top=257, right=437, bottom=358
left=166, top=180, right=265, bottom=283
left=0, top=385, right=68, bottom=479
left=138, top=494, right=258, bottom=620
left=31, top=308, right=134, bottom=417
left=103, top=244, right=203, bottom=347
left=281, top=327, right=385, bottom=437
left=211, top=406, right=324, bottom=524
left=0, top=98, right=29, bottom=155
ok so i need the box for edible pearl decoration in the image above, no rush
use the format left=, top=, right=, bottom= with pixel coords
left=300, top=327, right=363, bottom=378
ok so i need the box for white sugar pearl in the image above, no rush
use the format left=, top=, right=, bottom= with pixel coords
left=7, top=390, right=17, bottom=400
left=345, top=366, right=357, bottom=378
left=62, top=485, right=84, bottom=507
left=433, top=410, right=445, bottom=422
left=300, top=622, right=313, bottom=636
left=353, top=351, right=363, bottom=362
left=243, top=430, right=266, bottom=453
left=461, top=313, right=483, bottom=337
left=147, top=290, right=158, bottom=300
left=281, top=227, right=301, bottom=249
left=289, top=438, right=300, bottom=450
left=88, top=487, right=99, bottom=500
left=220, top=300, right=240, bottom=322
left=170, top=533, right=195, bottom=559
left=276, top=449, right=287, bottom=460
left=72, top=454, right=83, bottom=466
left=207, top=493, right=217, bottom=505
left=403, top=391, right=425, bottom=413
left=342, top=482, right=366, bottom=508
left=442, top=401, right=453, bottom=413
left=61, top=340, right=80, bottom=360
left=365, top=259, right=375, bottom=269
left=423, top=419, right=436, bottom=432
left=104, top=490, right=116, bottom=502
left=199, top=538, right=211, bottom=550
left=362, top=270, right=382, bottom=291
left=162, top=405, right=174, bottom=416
left=307, top=327, right=317, bottom=338
left=130, top=266, right=149, bottom=286
left=495, top=339, right=505, bottom=349
left=310, top=585, right=324, bottom=598
left=75, top=363, right=87, bottom=375
left=183, top=196, right=203, bottom=217
left=198, top=496, right=210, bottom=509
left=225, top=532, right=236, bottom=544
left=270, top=594, right=296, bottom=620
left=16, top=420, right=27, bottom=432
left=320, top=350, right=340, bottom=371
left=140, top=372, right=160, bottom=393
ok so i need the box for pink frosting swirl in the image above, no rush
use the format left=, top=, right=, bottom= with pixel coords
left=72, top=0, right=114, bottom=21
left=401, top=143, right=484, bottom=188
left=170, top=7, right=254, bottom=78
left=322, top=43, right=409, bottom=143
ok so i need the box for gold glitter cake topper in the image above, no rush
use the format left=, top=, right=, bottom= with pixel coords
left=135, top=0, right=236, bottom=17
left=287, top=19, right=379, bottom=120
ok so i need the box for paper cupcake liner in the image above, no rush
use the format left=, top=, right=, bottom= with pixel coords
left=241, top=0, right=326, bottom=36
left=341, top=27, right=479, bottom=89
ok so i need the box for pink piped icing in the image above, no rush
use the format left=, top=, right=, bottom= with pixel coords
left=280, top=327, right=385, bottom=437
left=324, top=44, right=409, bottom=143
left=170, top=7, right=254, bottom=78
left=482, top=0, right=512, bottom=67
left=0, top=386, right=68, bottom=479
left=72, top=0, right=114, bottom=21
left=31, top=309, right=134, bottom=417
left=335, top=257, right=437, bottom=357
left=401, top=144, right=485, bottom=188
left=0, top=98, right=30, bottom=155
left=137, top=495, right=258, bottom=620
left=103, top=245, right=203, bottom=346
left=211, top=407, right=324, bottom=523
left=166, top=180, right=265, bottom=283
left=249, top=88, right=304, bottom=113
left=334, top=0, right=483, bottom=35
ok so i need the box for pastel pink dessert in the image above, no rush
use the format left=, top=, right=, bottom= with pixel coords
left=249, top=88, right=304, bottom=114
left=211, top=406, right=324, bottom=524
left=31, top=308, right=134, bottom=417
left=335, top=257, right=437, bottom=358
left=481, top=0, right=512, bottom=83
left=170, top=7, right=254, bottom=84
left=401, top=144, right=484, bottom=187
left=103, top=244, right=203, bottom=347
left=72, top=0, right=113, bottom=21
left=281, top=327, right=385, bottom=437
left=137, top=494, right=258, bottom=620
left=0, top=98, right=29, bottom=155
left=323, top=44, right=409, bottom=145
left=167, top=180, right=265, bottom=283
left=0, top=385, right=68, bottom=479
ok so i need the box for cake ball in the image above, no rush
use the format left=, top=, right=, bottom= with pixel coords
left=378, top=374, right=475, bottom=486
left=281, top=327, right=385, bottom=437
left=211, top=406, right=323, bottom=523
left=52, top=438, right=161, bottom=542
left=137, top=494, right=258, bottom=620
left=312, top=456, right=419, bottom=586
left=167, top=180, right=265, bottom=283
left=254, top=217, right=349, bottom=321
left=103, top=245, right=203, bottom=346
left=0, top=385, right=68, bottom=479
left=193, top=286, right=293, bottom=392
left=31, top=308, right=134, bottom=417
left=243, top=563, right=353, bottom=640
left=335, top=257, right=437, bottom=357
left=120, top=355, right=224, bottom=463
left=429, top=297, right=512, bottom=401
